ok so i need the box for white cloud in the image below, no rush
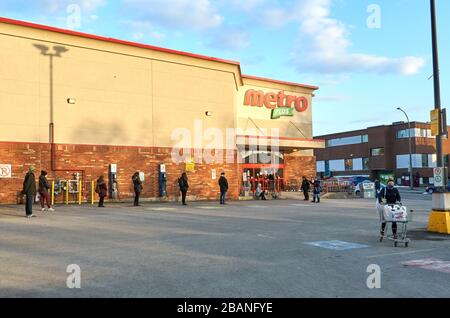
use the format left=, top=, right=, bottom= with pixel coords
left=40, top=0, right=106, bottom=13
left=264, top=0, right=425, bottom=76
left=230, top=0, right=266, bottom=11
left=123, top=0, right=223, bottom=30
left=125, top=20, right=166, bottom=41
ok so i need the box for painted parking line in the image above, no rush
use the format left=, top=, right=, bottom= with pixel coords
left=247, top=205, right=269, bottom=209
left=258, top=234, right=275, bottom=239
left=290, top=204, right=312, bottom=207
left=147, top=207, right=177, bottom=212
left=305, top=240, right=369, bottom=251
left=197, top=206, right=223, bottom=210
left=366, top=248, right=439, bottom=259
left=401, top=258, right=450, bottom=274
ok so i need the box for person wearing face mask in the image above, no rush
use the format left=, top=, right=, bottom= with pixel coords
left=378, top=179, right=401, bottom=239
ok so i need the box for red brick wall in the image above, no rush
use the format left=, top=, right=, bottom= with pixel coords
left=0, top=141, right=240, bottom=204
left=284, top=155, right=316, bottom=185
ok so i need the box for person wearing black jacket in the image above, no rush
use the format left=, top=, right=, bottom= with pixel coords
left=96, top=175, right=108, bottom=208
left=38, top=170, right=54, bottom=212
left=311, top=178, right=321, bottom=203
left=132, top=172, right=143, bottom=206
left=218, top=172, right=229, bottom=205
left=178, top=172, right=189, bottom=206
left=374, top=179, right=381, bottom=200
left=22, top=166, right=37, bottom=218
left=301, top=176, right=310, bottom=201
left=379, top=180, right=401, bottom=238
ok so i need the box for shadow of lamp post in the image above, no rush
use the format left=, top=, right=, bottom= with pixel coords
left=33, top=44, right=69, bottom=171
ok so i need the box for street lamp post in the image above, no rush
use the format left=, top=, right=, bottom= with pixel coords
left=397, top=107, right=414, bottom=190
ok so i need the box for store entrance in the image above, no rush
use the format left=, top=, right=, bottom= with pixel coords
left=241, top=165, right=285, bottom=195
left=240, top=150, right=286, bottom=196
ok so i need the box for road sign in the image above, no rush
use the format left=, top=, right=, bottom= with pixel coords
left=434, top=167, right=445, bottom=187
left=0, top=164, right=12, bottom=178
left=431, top=109, right=440, bottom=136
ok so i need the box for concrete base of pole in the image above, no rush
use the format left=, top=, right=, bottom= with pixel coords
left=428, top=193, right=450, bottom=234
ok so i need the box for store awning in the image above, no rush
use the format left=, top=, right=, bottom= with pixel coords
left=236, top=135, right=325, bottom=150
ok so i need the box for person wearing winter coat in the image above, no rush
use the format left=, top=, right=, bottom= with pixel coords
left=301, top=176, right=311, bottom=201
left=178, top=172, right=189, bottom=206
left=132, top=172, right=143, bottom=206
left=22, top=166, right=37, bottom=218
left=38, top=170, right=54, bottom=212
left=96, top=175, right=107, bottom=208
left=311, top=178, right=322, bottom=203
left=218, top=172, right=229, bottom=205
left=378, top=179, right=401, bottom=239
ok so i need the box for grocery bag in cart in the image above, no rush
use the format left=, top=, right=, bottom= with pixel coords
left=383, top=204, right=408, bottom=222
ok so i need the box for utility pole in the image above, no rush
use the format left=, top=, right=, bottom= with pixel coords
left=428, top=0, right=450, bottom=234
left=430, top=0, right=446, bottom=188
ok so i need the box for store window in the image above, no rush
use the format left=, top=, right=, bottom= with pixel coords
left=422, top=154, right=429, bottom=168
left=326, top=135, right=369, bottom=147
left=363, top=158, right=370, bottom=170
left=371, top=148, right=385, bottom=157
left=345, top=159, right=353, bottom=171
left=396, top=128, right=433, bottom=139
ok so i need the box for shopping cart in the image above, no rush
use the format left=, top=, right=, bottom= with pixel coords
left=377, top=203, right=413, bottom=247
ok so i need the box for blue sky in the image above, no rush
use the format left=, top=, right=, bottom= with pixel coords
left=1, top=0, right=448, bottom=136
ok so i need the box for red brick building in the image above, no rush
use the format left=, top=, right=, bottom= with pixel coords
left=314, top=121, right=450, bottom=186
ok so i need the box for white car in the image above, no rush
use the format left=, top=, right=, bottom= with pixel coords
left=355, top=181, right=386, bottom=195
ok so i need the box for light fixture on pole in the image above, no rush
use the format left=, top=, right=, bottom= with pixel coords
left=397, top=107, right=414, bottom=190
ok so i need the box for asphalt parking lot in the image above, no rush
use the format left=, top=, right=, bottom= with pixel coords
left=0, top=194, right=449, bottom=298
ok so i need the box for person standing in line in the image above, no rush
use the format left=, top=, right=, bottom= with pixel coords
left=22, top=166, right=37, bottom=218
left=301, top=176, right=310, bottom=201
left=96, top=175, right=107, bottom=208
left=132, top=172, right=143, bottom=206
left=311, top=178, right=322, bottom=203
left=218, top=172, right=229, bottom=205
left=178, top=172, right=189, bottom=206
left=38, top=170, right=55, bottom=212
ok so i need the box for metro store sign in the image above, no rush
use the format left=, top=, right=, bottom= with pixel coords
left=243, top=89, right=308, bottom=119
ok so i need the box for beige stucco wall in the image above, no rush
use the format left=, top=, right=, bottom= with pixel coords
left=0, top=22, right=240, bottom=148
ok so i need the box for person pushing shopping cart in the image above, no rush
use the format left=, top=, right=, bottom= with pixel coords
left=377, top=179, right=412, bottom=247
left=378, top=179, right=401, bottom=239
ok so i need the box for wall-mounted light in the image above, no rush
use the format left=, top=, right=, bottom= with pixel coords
left=67, top=98, right=77, bottom=104
left=205, top=111, right=213, bottom=117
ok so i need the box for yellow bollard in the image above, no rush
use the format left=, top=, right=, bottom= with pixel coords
left=51, top=181, right=55, bottom=206
left=66, top=181, right=69, bottom=205
left=78, top=181, right=82, bottom=205
left=91, top=180, right=95, bottom=206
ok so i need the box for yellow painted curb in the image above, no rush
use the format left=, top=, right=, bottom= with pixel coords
left=428, top=211, right=450, bottom=234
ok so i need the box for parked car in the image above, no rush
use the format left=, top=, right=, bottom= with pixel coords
left=425, top=184, right=450, bottom=194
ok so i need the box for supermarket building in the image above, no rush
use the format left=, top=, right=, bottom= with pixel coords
left=0, top=17, right=324, bottom=203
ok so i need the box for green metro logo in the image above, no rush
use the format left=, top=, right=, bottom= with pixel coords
left=271, top=108, right=294, bottom=119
